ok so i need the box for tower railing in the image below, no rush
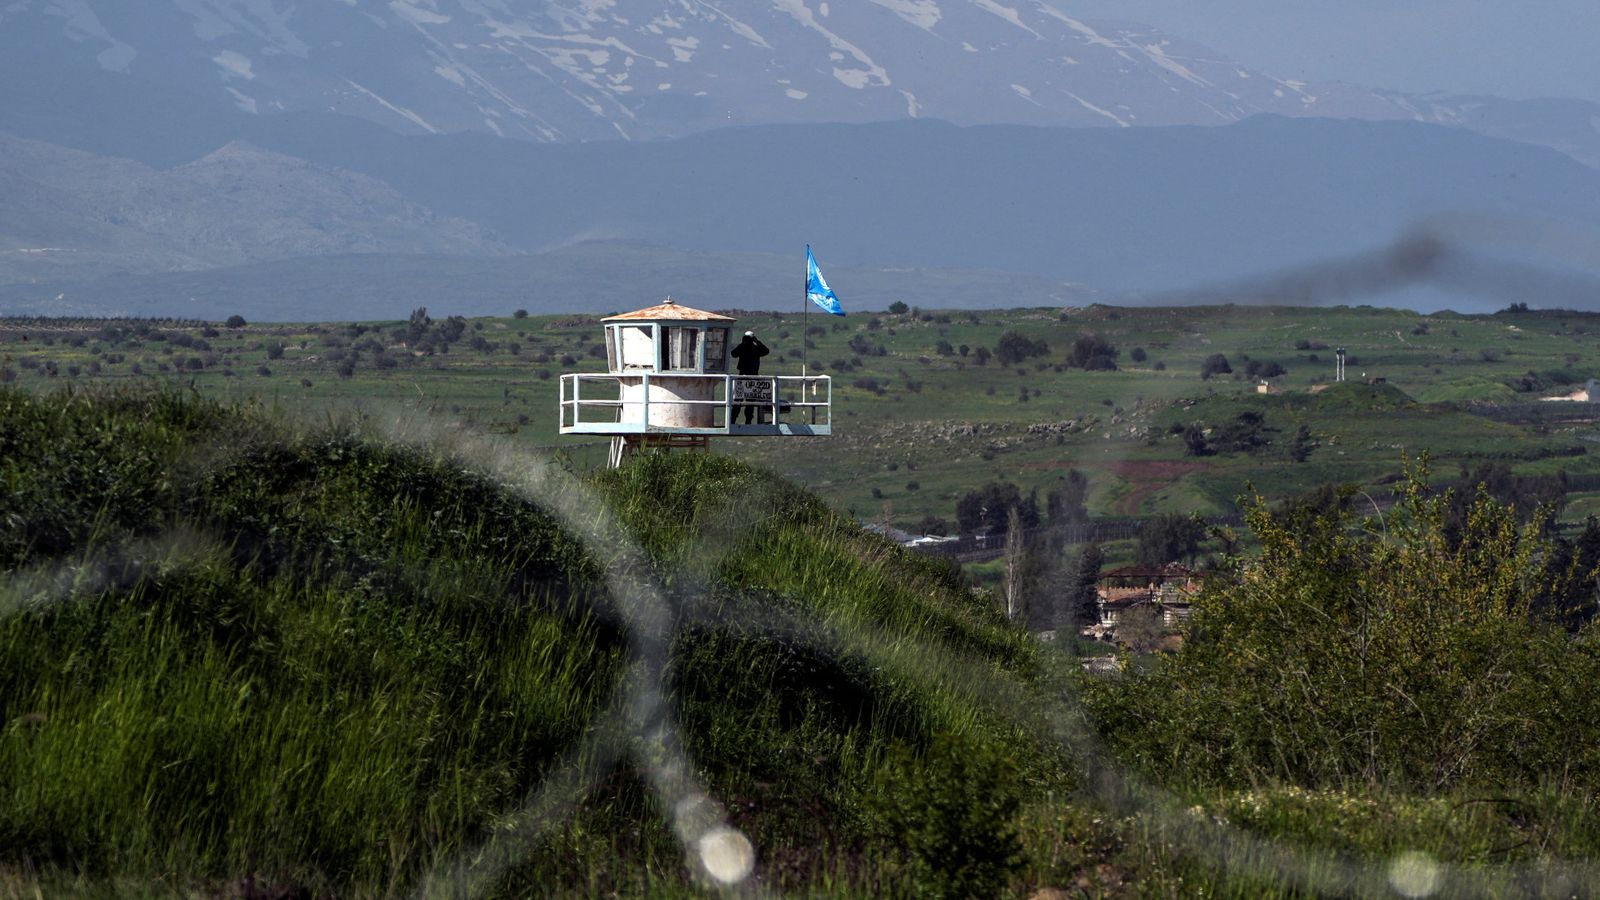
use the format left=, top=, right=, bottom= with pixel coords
left=559, top=373, right=832, bottom=436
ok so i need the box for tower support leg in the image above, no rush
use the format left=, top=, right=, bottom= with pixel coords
left=606, top=434, right=713, bottom=468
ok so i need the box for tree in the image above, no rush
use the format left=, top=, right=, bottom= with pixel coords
left=1446, top=463, right=1566, bottom=539
left=916, top=514, right=949, bottom=537
left=224, top=315, right=247, bottom=328
left=1213, top=411, right=1274, bottom=454
left=1002, top=508, right=1027, bottom=622
left=1245, top=359, right=1286, bottom=378
left=1537, top=516, right=1600, bottom=628
left=995, top=331, right=1048, bottom=366
left=1130, top=347, right=1148, bottom=363
left=439, top=315, right=467, bottom=343
left=513, top=308, right=529, bottom=319
left=955, top=482, right=1040, bottom=536
left=1289, top=425, right=1315, bottom=463
left=1182, top=424, right=1211, bottom=457
left=407, top=307, right=431, bottom=341
left=1045, top=471, right=1089, bottom=526
left=1137, top=513, right=1207, bottom=565
left=1065, top=333, right=1119, bottom=371
left=1063, top=543, right=1104, bottom=633
left=1116, top=604, right=1166, bottom=654
left=1200, top=353, right=1232, bottom=379
left=888, top=300, right=910, bottom=314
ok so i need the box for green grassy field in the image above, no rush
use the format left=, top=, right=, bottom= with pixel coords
left=5, top=302, right=1600, bottom=532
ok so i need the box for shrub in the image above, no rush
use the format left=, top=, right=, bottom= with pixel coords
left=1085, top=473, right=1600, bottom=792
left=995, top=331, right=1049, bottom=367
left=1200, top=353, right=1231, bottom=380
left=224, top=315, right=247, bottom=328
left=1064, top=333, right=1118, bottom=371
left=862, top=734, right=1023, bottom=899
left=1130, top=346, right=1147, bottom=362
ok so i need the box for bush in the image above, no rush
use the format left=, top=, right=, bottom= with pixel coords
left=1086, top=473, right=1600, bottom=792
left=1130, top=346, right=1147, bottom=363
left=513, top=308, right=529, bottom=319
left=1136, top=512, right=1207, bottom=564
left=888, top=300, right=909, bottom=314
left=995, top=331, right=1049, bottom=367
left=1200, top=353, right=1231, bottom=380
left=224, top=315, right=247, bottom=328
left=862, top=734, right=1023, bottom=899
left=1064, top=333, right=1118, bottom=371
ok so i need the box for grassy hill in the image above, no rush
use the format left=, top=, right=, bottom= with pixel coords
left=0, top=386, right=1057, bottom=896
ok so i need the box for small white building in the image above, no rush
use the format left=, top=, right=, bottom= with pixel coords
left=559, top=299, right=832, bottom=465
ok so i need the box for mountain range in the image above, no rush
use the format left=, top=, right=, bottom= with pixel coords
left=4, top=1, right=1600, bottom=318
left=6, top=0, right=1600, bottom=164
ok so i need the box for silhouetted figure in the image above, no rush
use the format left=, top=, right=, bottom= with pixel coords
left=731, top=331, right=770, bottom=424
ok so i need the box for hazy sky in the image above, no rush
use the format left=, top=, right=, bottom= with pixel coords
left=1067, top=0, right=1599, bottom=102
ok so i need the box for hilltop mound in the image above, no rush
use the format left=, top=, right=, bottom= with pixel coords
left=0, top=387, right=1051, bottom=896
left=1287, top=379, right=1418, bottom=412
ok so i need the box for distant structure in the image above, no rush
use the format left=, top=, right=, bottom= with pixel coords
left=1540, top=378, right=1600, bottom=403
left=559, top=299, right=832, bottom=466
left=1084, top=563, right=1203, bottom=641
left=1335, top=347, right=1347, bottom=382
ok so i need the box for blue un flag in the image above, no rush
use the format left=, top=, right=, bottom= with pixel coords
left=806, top=245, right=845, bottom=316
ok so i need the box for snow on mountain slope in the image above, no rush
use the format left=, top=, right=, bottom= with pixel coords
left=0, top=0, right=1537, bottom=146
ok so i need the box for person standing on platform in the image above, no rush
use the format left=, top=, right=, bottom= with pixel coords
left=730, top=331, right=770, bottom=424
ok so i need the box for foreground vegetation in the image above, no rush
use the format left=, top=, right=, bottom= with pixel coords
left=0, top=386, right=1050, bottom=896
left=8, top=387, right=1600, bottom=896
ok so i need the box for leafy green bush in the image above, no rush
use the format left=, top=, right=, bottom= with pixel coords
left=862, top=733, right=1024, bottom=899
left=1086, top=469, right=1600, bottom=792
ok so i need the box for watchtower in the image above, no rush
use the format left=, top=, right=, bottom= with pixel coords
left=559, top=299, right=832, bottom=466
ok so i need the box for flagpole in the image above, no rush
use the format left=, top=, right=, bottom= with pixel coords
left=802, top=244, right=809, bottom=384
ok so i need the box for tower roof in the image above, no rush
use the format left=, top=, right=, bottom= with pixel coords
left=601, top=298, right=735, bottom=323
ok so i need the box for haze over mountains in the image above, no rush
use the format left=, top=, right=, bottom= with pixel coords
left=3, top=1, right=1600, bottom=318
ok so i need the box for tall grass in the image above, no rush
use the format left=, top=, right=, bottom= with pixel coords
left=0, top=387, right=1057, bottom=896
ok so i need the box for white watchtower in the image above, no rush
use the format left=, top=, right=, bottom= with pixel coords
left=558, top=299, right=832, bottom=466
